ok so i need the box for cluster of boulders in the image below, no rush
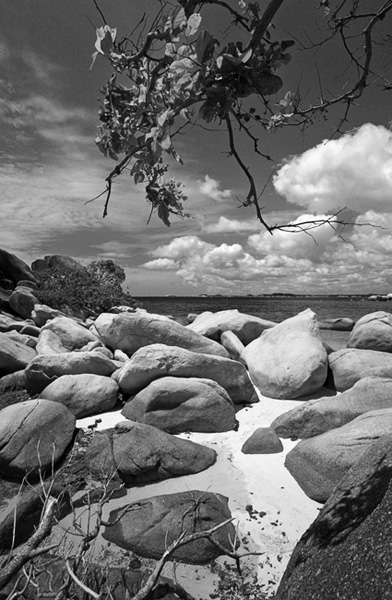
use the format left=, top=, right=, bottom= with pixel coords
left=2, top=247, right=392, bottom=598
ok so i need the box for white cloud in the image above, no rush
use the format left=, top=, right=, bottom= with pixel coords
left=273, top=123, right=392, bottom=214
left=199, top=175, right=232, bottom=202
left=203, top=216, right=261, bottom=234
left=143, top=258, right=178, bottom=270
left=248, top=214, right=339, bottom=260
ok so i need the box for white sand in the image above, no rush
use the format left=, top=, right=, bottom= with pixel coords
left=76, top=389, right=323, bottom=598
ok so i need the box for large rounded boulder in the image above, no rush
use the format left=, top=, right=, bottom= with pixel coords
left=277, top=435, right=392, bottom=600
left=0, top=399, right=76, bottom=478
left=116, top=343, right=256, bottom=404
left=285, top=407, right=392, bottom=502
left=241, top=309, right=328, bottom=399
left=41, top=316, right=99, bottom=351
left=83, top=420, right=217, bottom=484
left=24, top=351, right=117, bottom=394
left=121, top=376, right=238, bottom=433
left=0, top=332, right=37, bottom=376
left=39, top=373, right=119, bottom=418
left=347, top=311, right=392, bottom=352
left=0, top=248, right=36, bottom=285
left=186, top=309, right=276, bottom=344
left=328, top=348, right=392, bottom=391
left=92, top=312, right=229, bottom=358
left=272, top=377, right=392, bottom=440
left=102, top=490, right=236, bottom=565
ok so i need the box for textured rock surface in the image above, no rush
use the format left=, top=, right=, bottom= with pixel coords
left=84, top=420, right=217, bottom=484
left=328, top=347, right=392, bottom=391
left=318, top=317, right=354, bottom=331
left=39, top=373, right=119, bottom=418
left=9, top=286, right=38, bottom=319
left=0, top=399, right=76, bottom=478
left=242, top=309, right=328, bottom=399
left=25, top=351, right=117, bottom=394
left=0, top=248, right=36, bottom=285
left=220, top=330, right=245, bottom=363
left=186, top=309, right=276, bottom=344
left=347, top=311, right=392, bottom=352
left=102, top=490, right=236, bottom=564
left=277, top=435, right=392, bottom=600
left=241, top=427, right=283, bottom=454
left=285, top=408, right=392, bottom=502
left=116, top=343, right=256, bottom=404
left=0, top=332, right=37, bottom=376
left=272, top=377, right=392, bottom=440
left=36, top=329, right=69, bottom=355
left=92, top=312, right=229, bottom=358
left=121, top=376, right=238, bottom=433
left=41, top=316, right=98, bottom=351
left=0, top=482, right=70, bottom=552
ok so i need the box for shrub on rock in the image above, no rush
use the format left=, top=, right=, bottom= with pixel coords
left=0, top=399, right=75, bottom=478
left=102, top=490, right=236, bottom=564
left=242, top=309, right=328, bottom=399
left=122, top=376, right=238, bottom=433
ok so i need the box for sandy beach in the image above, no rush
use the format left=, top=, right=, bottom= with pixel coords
left=75, top=386, right=325, bottom=598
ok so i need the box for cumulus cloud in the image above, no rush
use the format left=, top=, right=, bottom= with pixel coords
left=273, top=124, right=392, bottom=214
left=203, top=216, right=261, bottom=234
left=248, top=214, right=339, bottom=261
left=199, top=175, right=232, bottom=202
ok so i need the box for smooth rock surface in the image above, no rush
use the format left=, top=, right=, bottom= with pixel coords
left=277, top=435, right=392, bottom=600
left=25, top=351, right=117, bottom=394
left=0, top=248, right=36, bottom=285
left=272, top=377, right=392, bottom=440
left=9, top=286, right=38, bottom=319
left=347, top=311, right=392, bottom=352
left=116, top=343, right=256, bottom=404
left=328, top=347, right=392, bottom=391
left=285, top=408, right=392, bottom=502
left=92, top=312, right=229, bottom=358
left=121, top=376, right=238, bottom=433
left=36, top=329, right=69, bottom=355
left=0, top=332, right=37, bottom=376
left=186, top=309, right=276, bottom=344
left=41, top=316, right=98, bottom=351
left=0, top=399, right=76, bottom=478
left=242, top=309, right=328, bottom=399
left=241, top=427, right=283, bottom=454
left=39, top=373, right=120, bottom=418
left=83, top=420, right=217, bottom=484
left=102, top=490, right=236, bottom=564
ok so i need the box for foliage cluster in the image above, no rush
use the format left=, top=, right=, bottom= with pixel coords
left=91, top=0, right=392, bottom=231
left=35, top=259, right=138, bottom=319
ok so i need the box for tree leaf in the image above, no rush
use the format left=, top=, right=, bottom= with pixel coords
left=186, top=13, right=202, bottom=37
left=172, top=6, right=187, bottom=34
left=196, top=31, right=217, bottom=64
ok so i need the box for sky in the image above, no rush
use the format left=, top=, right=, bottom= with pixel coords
left=1, top=0, right=392, bottom=296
